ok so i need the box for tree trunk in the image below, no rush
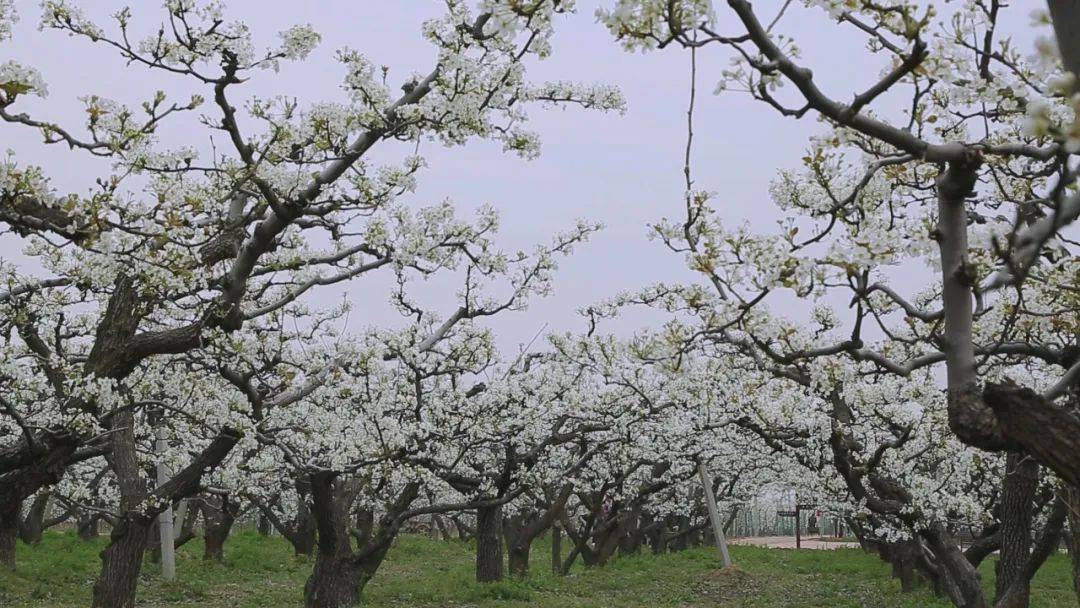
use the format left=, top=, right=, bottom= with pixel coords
left=0, top=435, right=77, bottom=569
left=91, top=515, right=153, bottom=608
left=503, top=513, right=531, bottom=578
left=995, top=453, right=1039, bottom=607
left=78, top=515, right=101, bottom=540
left=921, top=523, right=989, bottom=608
left=292, top=483, right=319, bottom=556
left=203, top=496, right=238, bottom=562
left=18, top=492, right=49, bottom=545
left=432, top=514, right=451, bottom=541
left=147, top=515, right=162, bottom=564
left=618, top=506, right=643, bottom=556
left=304, top=473, right=360, bottom=608
left=452, top=515, right=474, bottom=541
left=303, top=476, right=418, bottom=608
left=305, top=551, right=365, bottom=608
left=0, top=498, right=18, bottom=570
left=257, top=496, right=316, bottom=556
left=475, top=504, right=504, bottom=582
left=174, top=503, right=199, bottom=550
left=258, top=513, right=272, bottom=536
left=92, top=410, right=151, bottom=608
left=551, top=522, right=562, bottom=575
left=1066, top=485, right=1080, bottom=606
left=646, top=516, right=665, bottom=554
left=996, top=495, right=1069, bottom=608
left=880, top=540, right=923, bottom=593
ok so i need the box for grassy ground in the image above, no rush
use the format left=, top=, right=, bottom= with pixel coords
left=0, top=530, right=1073, bottom=607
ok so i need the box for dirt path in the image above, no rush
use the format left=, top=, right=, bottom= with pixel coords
left=728, top=536, right=860, bottom=550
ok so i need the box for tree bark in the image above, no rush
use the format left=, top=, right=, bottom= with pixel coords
left=18, top=492, right=50, bottom=545
left=502, top=487, right=573, bottom=578
left=921, top=523, right=989, bottom=608
left=304, top=472, right=361, bottom=608
left=503, top=512, right=532, bottom=577
left=78, top=515, right=101, bottom=540
left=995, top=454, right=1039, bottom=607
left=452, top=515, right=474, bottom=541
left=0, top=431, right=79, bottom=568
left=203, top=495, right=238, bottom=562
left=1048, top=1, right=1080, bottom=79
left=0, top=498, right=18, bottom=570
left=995, top=495, right=1069, bottom=608
left=92, top=409, right=148, bottom=608
left=91, top=515, right=153, bottom=608
left=91, top=413, right=240, bottom=608
left=963, top=524, right=1001, bottom=569
left=475, top=504, right=504, bottom=582
left=303, top=476, right=419, bottom=608
left=258, top=513, right=272, bottom=536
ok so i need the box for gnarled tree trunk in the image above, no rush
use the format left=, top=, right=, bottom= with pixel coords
left=303, top=475, right=419, bottom=608
left=304, top=472, right=358, bottom=608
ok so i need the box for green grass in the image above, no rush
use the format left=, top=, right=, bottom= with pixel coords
left=0, top=530, right=1073, bottom=607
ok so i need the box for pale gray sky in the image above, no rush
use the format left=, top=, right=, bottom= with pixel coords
left=0, top=1, right=952, bottom=353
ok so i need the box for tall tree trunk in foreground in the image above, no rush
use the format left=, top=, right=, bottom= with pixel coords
left=92, top=410, right=149, bottom=608
left=91, top=515, right=154, bottom=608
left=91, top=413, right=240, bottom=608
left=995, top=495, right=1068, bottom=608
left=475, top=504, right=504, bottom=582
left=995, top=454, right=1039, bottom=608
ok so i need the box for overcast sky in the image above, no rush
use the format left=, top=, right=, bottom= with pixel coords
left=1, top=1, right=1029, bottom=356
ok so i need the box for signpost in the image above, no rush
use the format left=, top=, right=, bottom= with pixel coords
left=776, top=503, right=816, bottom=549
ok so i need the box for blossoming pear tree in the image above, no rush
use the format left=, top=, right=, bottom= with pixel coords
left=1, top=0, right=621, bottom=606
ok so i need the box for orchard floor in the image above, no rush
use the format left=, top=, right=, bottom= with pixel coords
left=0, top=530, right=1073, bottom=607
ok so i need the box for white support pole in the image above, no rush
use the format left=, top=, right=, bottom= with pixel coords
left=155, top=425, right=176, bottom=581
left=698, top=462, right=732, bottom=567
left=173, top=500, right=187, bottom=541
